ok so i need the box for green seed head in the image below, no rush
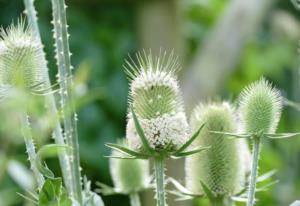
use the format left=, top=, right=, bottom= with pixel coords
left=109, top=140, right=150, bottom=194
left=0, top=21, right=47, bottom=98
left=185, top=102, right=248, bottom=196
left=125, top=51, right=189, bottom=152
left=238, top=78, right=282, bottom=134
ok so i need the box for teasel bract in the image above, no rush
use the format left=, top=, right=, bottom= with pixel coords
left=185, top=102, right=250, bottom=205
left=106, top=51, right=207, bottom=206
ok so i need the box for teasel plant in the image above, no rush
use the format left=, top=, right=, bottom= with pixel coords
left=97, top=140, right=152, bottom=206
left=211, top=78, right=300, bottom=206
left=106, top=50, right=209, bottom=206
left=169, top=102, right=251, bottom=206
left=0, top=21, right=47, bottom=190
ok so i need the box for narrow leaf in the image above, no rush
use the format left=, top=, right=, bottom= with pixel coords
left=175, top=124, right=205, bottom=154
left=172, top=146, right=210, bottom=158
left=168, top=178, right=201, bottom=197
left=256, top=180, right=279, bottom=192
left=266, top=133, right=300, bottom=139
left=131, top=107, right=154, bottom=155
left=105, top=143, right=149, bottom=158
left=200, top=181, right=215, bottom=199
left=257, top=170, right=276, bottom=182
left=210, top=131, right=251, bottom=138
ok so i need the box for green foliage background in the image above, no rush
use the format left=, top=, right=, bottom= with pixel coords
left=0, top=0, right=299, bottom=205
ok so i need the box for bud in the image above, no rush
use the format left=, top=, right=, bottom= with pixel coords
left=0, top=22, right=47, bottom=96
left=185, top=102, right=248, bottom=196
left=238, top=78, right=282, bottom=134
left=125, top=51, right=189, bottom=152
left=109, top=140, right=150, bottom=193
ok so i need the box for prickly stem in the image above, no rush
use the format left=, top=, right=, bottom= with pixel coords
left=23, top=0, right=73, bottom=195
left=51, top=0, right=82, bottom=203
left=20, top=112, right=45, bottom=190
left=154, top=156, right=167, bottom=206
left=247, top=136, right=261, bottom=206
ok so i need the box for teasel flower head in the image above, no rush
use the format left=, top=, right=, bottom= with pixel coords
left=238, top=78, right=282, bottom=134
left=109, top=140, right=151, bottom=194
left=185, top=102, right=248, bottom=196
left=125, top=51, right=189, bottom=152
left=0, top=21, right=47, bottom=99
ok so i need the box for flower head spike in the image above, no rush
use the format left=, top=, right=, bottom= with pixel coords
left=125, top=50, right=189, bottom=152
left=238, top=78, right=282, bottom=134
left=185, top=102, right=248, bottom=197
left=109, top=140, right=151, bottom=194
left=0, top=20, right=47, bottom=98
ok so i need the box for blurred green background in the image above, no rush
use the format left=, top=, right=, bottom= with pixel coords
left=0, top=0, right=300, bottom=205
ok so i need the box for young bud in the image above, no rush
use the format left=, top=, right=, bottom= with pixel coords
left=0, top=21, right=47, bottom=96
left=109, top=140, right=150, bottom=194
left=125, top=51, right=189, bottom=152
left=185, top=102, right=248, bottom=196
left=238, top=78, right=282, bottom=134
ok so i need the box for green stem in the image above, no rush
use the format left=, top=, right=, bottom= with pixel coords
left=20, top=113, right=45, bottom=190
left=154, top=156, right=166, bottom=206
left=247, top=136, right=261, bottom=206
left=23, top=0, right=73, bottom=194
left=51, top=0, right=82, bottom=203
left=129, top=192, right=141, bottom=206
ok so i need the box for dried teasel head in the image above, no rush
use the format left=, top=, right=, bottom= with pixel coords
left=185, top=102, right=249, bottom=197
left=125, top=50, right=189, bottom=152
left=238, top=78, right=282, bottom=134
left=109, top=140, right=151, bottom=194
left=0, top=20, right=47, bottom=99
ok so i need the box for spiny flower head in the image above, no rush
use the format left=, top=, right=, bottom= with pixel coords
left=185, top=102, right=248, bottom=196
left=238, top=78, right=282, bottom=134
left=0, top=21, right=47, bottom=98
left=109, top=140, right=150, bottom=194
left=125, top=51, right=189, bottom=152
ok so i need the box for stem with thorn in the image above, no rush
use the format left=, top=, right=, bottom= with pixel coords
left=129, top=193, right=141, bottom=206
left=23, top=0, right=73, bottom=194
left=51, top=0, right=82, bottom=203
left=247, top=136, right=261, bottom=206
left=20, top=113, right=45, bottom=190
left=154, top=156, right=166, bottom=206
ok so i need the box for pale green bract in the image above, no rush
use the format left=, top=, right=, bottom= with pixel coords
left=238, top=78, right=282, bottom=134
left=125, top=51, right=189, bottom=152
left=185, top=102, right=250, bottom=197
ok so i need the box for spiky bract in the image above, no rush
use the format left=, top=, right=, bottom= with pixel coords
left=0, top=21, right=47, bottom=98
left=238, top=78, right=282, bottom=134
left=125, top=51, right=189, bottom=152
left=109, top=140, right=150, bottom=194
left=185, top=102, right=248, bottom=196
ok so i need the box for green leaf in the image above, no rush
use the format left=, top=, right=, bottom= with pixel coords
left=209, top=131, right=251, bottom=138
left=38, top=178, right=72, bottom=206
left=105, top=143, right=149, bottom=159
left=256, top=180, right=279, bottom=192
left=131, top=107, right=154, bottom=155
left=200, top=181, right=215, bottom=199
left=171, top=146, right=210, bottom=158
left=36, top=144, right=70, bottom=178
left=266, top=133, right=300, bottom=139
left=174, top=124, right=205, bottom=154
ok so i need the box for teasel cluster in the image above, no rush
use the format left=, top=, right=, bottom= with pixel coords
left=107, top=51, right=208, bottom=206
